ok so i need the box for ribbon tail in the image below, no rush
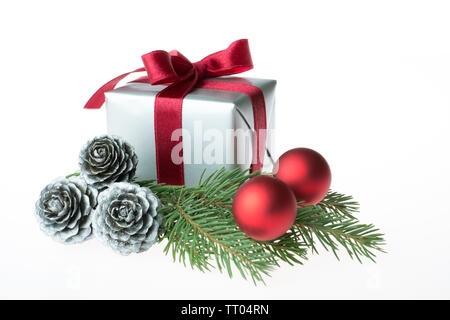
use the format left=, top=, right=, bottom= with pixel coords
left=84, top=68, right=146, bottom=109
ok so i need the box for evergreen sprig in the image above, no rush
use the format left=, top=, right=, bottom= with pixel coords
left=138, top=169, right=283, bottom=284
left=136, top=168, right=386, bottom=284
left=293, top=203, right=385, bottom=262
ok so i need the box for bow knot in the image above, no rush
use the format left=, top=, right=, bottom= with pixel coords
left=140, top=39, right=253, bottom=87
left=193, top=61, right=208, bottom=79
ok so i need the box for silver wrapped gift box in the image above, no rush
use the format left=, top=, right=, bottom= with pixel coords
left=105, top=77, right=276, bottom=185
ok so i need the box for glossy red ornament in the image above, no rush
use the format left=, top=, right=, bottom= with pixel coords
left=274, top=148, right=331, bottom=205
left=232, top=175, right=297, bottom=241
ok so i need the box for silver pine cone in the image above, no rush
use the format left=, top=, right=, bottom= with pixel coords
left=35, top=177, right=98, bottom=244
left=79, top=135, right=138, bottom=189
left=93, top=183, right=162, bottom=255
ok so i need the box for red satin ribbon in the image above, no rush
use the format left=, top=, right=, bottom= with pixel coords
left=84, top=39, right=266, bottom=185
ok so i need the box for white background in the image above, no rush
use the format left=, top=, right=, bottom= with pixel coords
left=0, top=0, right=449, bottom=299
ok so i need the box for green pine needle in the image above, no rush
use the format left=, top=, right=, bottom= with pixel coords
left=68, top=168, right=385, bottom=284
left=137, top=168, right=386, bottom=284
left=296, top=194, right=386, bottom=262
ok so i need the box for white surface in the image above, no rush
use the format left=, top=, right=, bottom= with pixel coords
left=0, top=0, right=449, bottom=299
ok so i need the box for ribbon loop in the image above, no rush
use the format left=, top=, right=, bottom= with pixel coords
left=141, top=50, right=180, bottom=84
left=199, top=39, right=254, bottom=77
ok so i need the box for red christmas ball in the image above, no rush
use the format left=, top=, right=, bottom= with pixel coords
left=274, top=148, right=331, bottom=206
left=232, top=175, right=297, bottom=241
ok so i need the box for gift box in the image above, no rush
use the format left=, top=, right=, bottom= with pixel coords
left=85, top=39, right=276, bottom=186
left=105, top=77, right=276, bottom=185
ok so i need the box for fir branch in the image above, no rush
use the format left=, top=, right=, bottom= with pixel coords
left=139, top=169, right=278, bottom=284
left=63, top=167, right=385, bottom=284
left=317, top=191, right=359, bottom=220
left=261, top=233, right=309, bottom=266
left=66, top=172, right=80, bottom=179
left=294, top=203, right=386, bottom=262
left=138, top=168, right=385, bottom=283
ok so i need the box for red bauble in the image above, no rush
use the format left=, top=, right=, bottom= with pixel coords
left=232, top=175, right=297, bottom=241
left=274, top=148, right=331, bottom=205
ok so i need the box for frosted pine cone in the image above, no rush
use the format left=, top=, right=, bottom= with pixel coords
left=79, top=135, right=138, bottom=189
left=35, top=177, right=98, bottom=244
left=93, top=183, right=162, bottom=255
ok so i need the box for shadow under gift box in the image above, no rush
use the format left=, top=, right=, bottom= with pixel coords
left=105, top=77, right=276, bottom=186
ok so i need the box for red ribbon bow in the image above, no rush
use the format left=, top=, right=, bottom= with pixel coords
left=85, top=39, right=267, bottom=185
left=142, top=39, right=253, bottom=85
